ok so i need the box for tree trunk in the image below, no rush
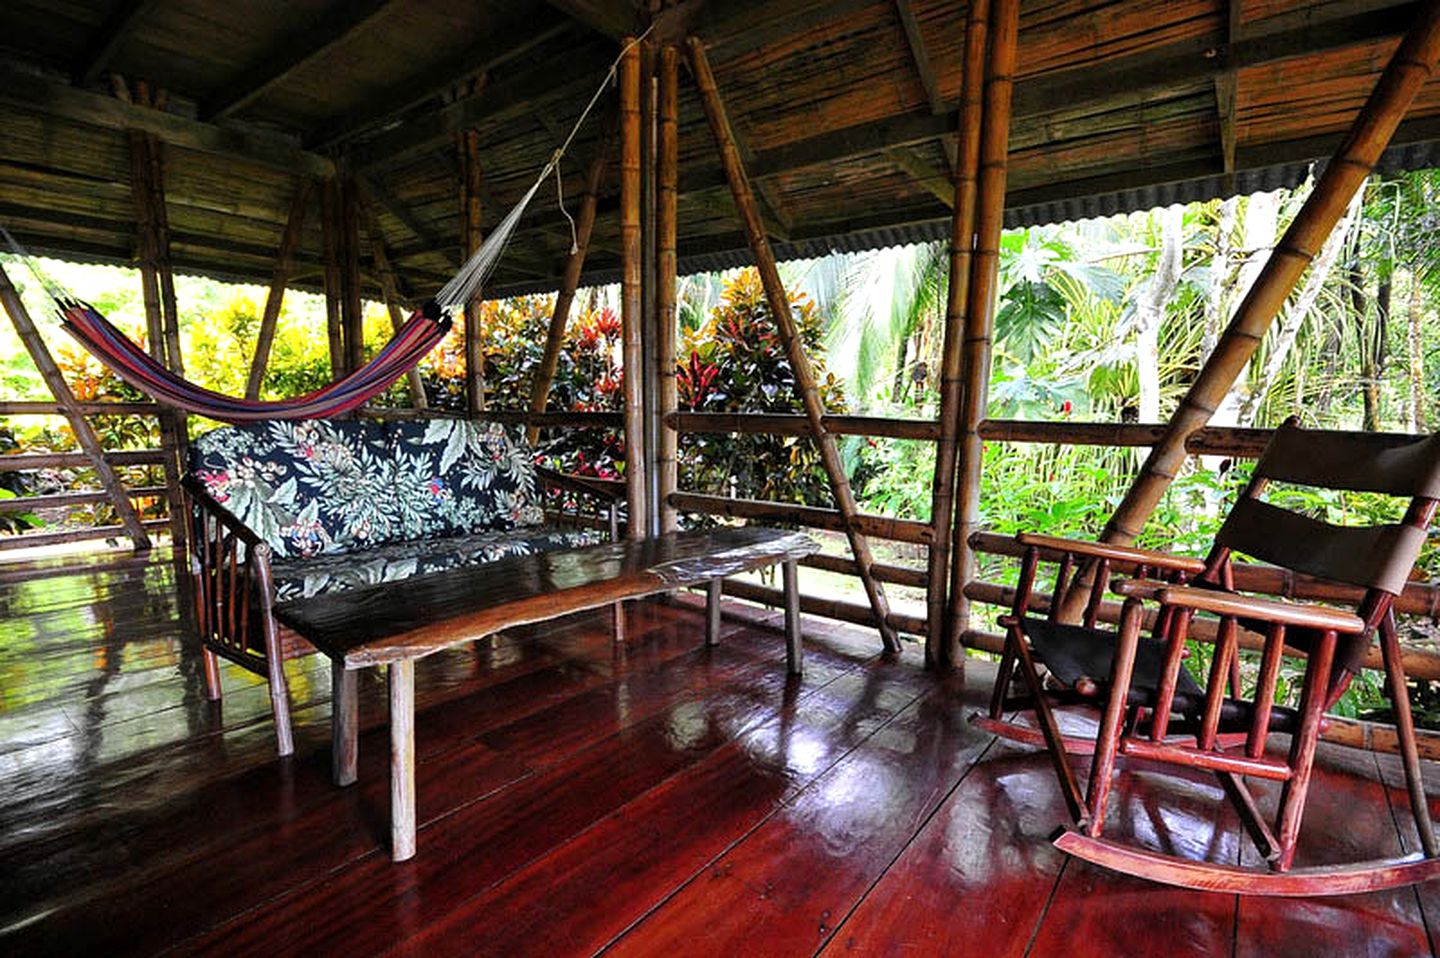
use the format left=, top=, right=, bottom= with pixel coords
left=1134, top=205, right=1184, bottom=422
left=1408, top=274, right=1427, bottom=432
left=1202, top=196, right=1238, bottom=361
left=1238, top=189, right=1362, bottom=425
left=1212, top=190, right=1281, bottom=428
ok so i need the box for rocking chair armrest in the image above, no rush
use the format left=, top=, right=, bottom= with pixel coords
left=1015, top=533, right=1207, bottom=575
left=535, top=466, right=626, bottom=503
left=1110, top=578, right=1170, bottom=601
left=1154, top=584, right=1367, bottom=634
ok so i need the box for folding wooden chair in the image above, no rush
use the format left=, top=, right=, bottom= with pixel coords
left=978, top=421, right=1440, bottom=895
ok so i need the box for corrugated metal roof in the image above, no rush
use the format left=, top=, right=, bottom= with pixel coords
left=497, top=137, right=1440, bottom=296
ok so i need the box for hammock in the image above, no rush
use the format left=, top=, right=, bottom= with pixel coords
left=5, top=31, right=646, bottom=424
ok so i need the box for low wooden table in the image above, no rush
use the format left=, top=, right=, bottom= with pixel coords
left=274, top=526, right=819, bottom=861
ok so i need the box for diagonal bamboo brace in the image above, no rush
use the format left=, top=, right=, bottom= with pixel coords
left=687, top=37, right=900, bottom=653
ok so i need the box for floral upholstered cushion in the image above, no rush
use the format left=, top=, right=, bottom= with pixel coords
left=269, top=526, right=604, bottom=602
left=190, top=420, right=400, bottom=558
left=384, top=419, right=545, bottom=539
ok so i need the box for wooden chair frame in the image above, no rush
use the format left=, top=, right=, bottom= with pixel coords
left=978, top=424, right=1440, bottom=896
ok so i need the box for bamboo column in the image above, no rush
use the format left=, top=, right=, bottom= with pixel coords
left=620, top=36, right=648, bottom=540
left=525, top=130, right=612, bottom=447
left=656, top=44, right=680, bottom=533
left=320, top=178, right=345, bottom=381
left=356, top=188, right=428, bottom=409
left=340, top=175, right=365, bottom=376
left=245, top=177, right=312, bottom=400
left=947, top=0, right=1020, bottom=644
left=462, top=129, right=486, bottom=417
left=687, top=37, right=899, bottom=652
left=925, top=0, right=990, bottom=669
left=0, top=263, right=150, bottom=551
left=1091, top=0, right=1440, bottom=557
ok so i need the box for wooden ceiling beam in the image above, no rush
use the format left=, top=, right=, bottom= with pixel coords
left=307, top=15, right=575, bottom=150
left=202, top=0, right=396, bottom=121
left=0, top=63, right=334, bottom=178
left=74, top=0, right=163, bottom=87
left=541, top=0, right=643, bottom=41
left=354, top=174, right=461, bottom=268
left=883, top=147, right=953, bottom=207
left=892, top=0, right=944, bottom=115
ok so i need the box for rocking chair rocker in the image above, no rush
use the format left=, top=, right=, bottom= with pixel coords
left=977, top=420, right=1440, bottom=895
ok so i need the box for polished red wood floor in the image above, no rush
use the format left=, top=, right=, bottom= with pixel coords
left=2, top=550, right=1437, bottom=956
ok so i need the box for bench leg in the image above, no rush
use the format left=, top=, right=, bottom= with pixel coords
left=390, top=660, right=417, bottom=862
left=706, top=579, right=723, bottom=646
left=332, top=661, right=358, bottom=787
left=612, top=601, right=626, bottom=644
left=783, top=560, right=803, bottom=676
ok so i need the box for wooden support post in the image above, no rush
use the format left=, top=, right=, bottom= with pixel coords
left=706, top=578, right=723, bottom=646
left=926, top=0, right=989, bottom=669
left=321, top=177, right=345, bottom=381
left=461, top=128, right=486, bottom=417
left=783, top=559, right=803, bottom=675
left=331, top=661, right=358, bottom=787
left=687, top=37, right=899, bottom=653
left=356, top=187, right=428, bottom=409
left=1092, top=1, right=1440, bottom=564
left=0, top=263, right=150, bottom=551
left=947, top=0, right=1019, bottom=644
left=620, top=37, right=648, bottom=540
left=641, top=41, right=661, bottom=538
left=245, top=177, right=312, bottom=400
left=525, top=130, right=611, bottom=446
left=340, top=175, right=365, bottom=376
left=656, top=44, right=680, bottom=534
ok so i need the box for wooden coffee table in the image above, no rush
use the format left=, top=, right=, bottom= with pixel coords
left=274, top=526, right=819, bottom=860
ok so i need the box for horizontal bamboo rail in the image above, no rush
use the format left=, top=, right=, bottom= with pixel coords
left=0, top=485, right=167, bottom=512
left=0, top=401, right=162, bottom=416
left=0, top=450, right=165, bottom=470
left=668, top=412, right=940, bottom=441
left=969, top=531, right=1440, bottom=620
left=963, top=579, right=1440, bottom=682
left=0, top=518, right=168, bottom=551
left=670, top=491, right=932, bottom=544
left=800, top=551, right=929, bottom=590
left=720, top=577, right=926, bottom=636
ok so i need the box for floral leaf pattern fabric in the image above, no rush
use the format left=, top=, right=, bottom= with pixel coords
left=190, top=418, right=548, bottom=559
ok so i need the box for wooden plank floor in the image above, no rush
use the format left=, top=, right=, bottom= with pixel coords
left=1, top=549, right=1437, bottom=957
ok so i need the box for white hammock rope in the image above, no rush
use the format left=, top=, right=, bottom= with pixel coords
left=433, top=27, right=653, bottom=311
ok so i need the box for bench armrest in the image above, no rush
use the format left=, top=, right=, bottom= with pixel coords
left=1015, top=533, right=1207, bottom=575
left=181, top=474, right=269, bottom=552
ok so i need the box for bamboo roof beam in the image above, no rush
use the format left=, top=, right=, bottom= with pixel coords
left=202, top=0, right=396, bottom=121
left=356, top=187, right=428, bottom=409
left=927, top=0, right=989, bottom=670
left=245, top=177, right=312, bottom=400
left=687, top=36, right=900, bottom=653
left=949, top=0, right=1021, bottom=646
left=893, top=0, right=945, bottom=116
left=0, top=262, right=151, bottom=552
left=74, top=0, right=162, bottom=87
left=1088, top=0, right=1440, bottom=595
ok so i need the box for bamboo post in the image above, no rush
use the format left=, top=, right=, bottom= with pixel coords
left=321, top=178, right=345, bottom=381
left=641, top=41, right=661, bottom=538
left=620, top=36, right=648, bottom=540
left=946, top=0, right=1020, bottom=646
left=687, top=37, right=900, bottom=652
left=340, top=175, right=365, bottom=376
left=356, top=187, right=428, bottom=409
left=1086, top=1, right=1440, bottom=575
left=0, top=263, right=150, bottom=551
left=462, top=128, right=486, bottom=417
left=245, top=177, right=312, bottom=400
left=925, top=0, right=989, bottom=669
left=525, top=129, right=612, bottom=447
left=656, top=44, right=680, bottom=533
left=144, top=132, right=184, bottom=378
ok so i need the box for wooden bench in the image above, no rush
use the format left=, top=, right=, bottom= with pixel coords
left=273, top=525, right=819, bottom=861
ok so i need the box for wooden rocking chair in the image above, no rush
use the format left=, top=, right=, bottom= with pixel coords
left=977, top=421, right=1440, bottom=895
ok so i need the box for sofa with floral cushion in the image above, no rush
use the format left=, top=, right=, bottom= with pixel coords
left=181, top=417, right=622, bottom=754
